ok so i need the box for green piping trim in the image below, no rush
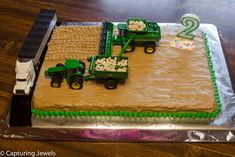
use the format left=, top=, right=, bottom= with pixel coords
left=32, top=32, right=221, bottom=119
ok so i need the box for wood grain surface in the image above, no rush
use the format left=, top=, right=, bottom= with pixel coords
left=0, top=0, right=235, bottom=156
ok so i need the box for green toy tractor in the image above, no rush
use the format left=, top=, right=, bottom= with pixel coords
left=114, top=19, right=161, bottom=54
left=45, top=59, right=85, bottom=89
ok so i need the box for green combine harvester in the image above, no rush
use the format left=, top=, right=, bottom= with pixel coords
left=114, top=19, right=161, bottom=54
left=45, top=59, right=85, bottom=89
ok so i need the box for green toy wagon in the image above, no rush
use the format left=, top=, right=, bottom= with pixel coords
left=85, top=55, right=128, bottom=89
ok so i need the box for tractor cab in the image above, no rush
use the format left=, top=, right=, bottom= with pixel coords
left=65, top=59, right=85, bottom=75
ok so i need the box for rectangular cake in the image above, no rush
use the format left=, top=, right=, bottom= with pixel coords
left=31, top=22, right=221, bottom=121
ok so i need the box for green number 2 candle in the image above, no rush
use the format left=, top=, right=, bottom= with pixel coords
left=176, top=13, right=200, bottom=40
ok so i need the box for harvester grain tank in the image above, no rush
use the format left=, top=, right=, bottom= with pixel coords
left=114, top=19, right=161, bottom=54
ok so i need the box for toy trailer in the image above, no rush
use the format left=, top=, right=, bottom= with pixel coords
left=85, top=56, right=128, bottom=89
left=114, top=18, right=161, bottom=54
left=45, top=59, right=85, bottom=90
left=18, top=10, right=57, bottom=71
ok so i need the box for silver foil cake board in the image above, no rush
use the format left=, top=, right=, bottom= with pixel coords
left=1, top=23, right=235, bottom=142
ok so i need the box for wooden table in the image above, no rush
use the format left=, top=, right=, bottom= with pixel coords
left=0, top=0, right=235, bottom=156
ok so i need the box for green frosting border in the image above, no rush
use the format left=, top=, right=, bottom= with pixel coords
left=32, top=32, right=222, bottom=119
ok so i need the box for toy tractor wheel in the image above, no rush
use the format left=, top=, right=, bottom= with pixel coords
left=144, top=45, right=156, bottom=54
left=125, top=44, right=135, bottom=52
left=56, top=63, right=65, bottom=67
left=104, top=79, right=117, bottom=89
left=70, top=76, right=83, bottom=90
left=79, top=60, right=86, bottom=74
left=51, top=77, right=61, bottom=88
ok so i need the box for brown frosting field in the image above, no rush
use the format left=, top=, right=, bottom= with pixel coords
left=33, top=25, right=216, bottom=113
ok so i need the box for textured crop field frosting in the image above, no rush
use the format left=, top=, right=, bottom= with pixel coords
left=45, top=25, right=102, bottom=61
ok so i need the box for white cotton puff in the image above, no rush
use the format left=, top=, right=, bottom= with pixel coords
left=95, top=57, right=127, bottom=72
